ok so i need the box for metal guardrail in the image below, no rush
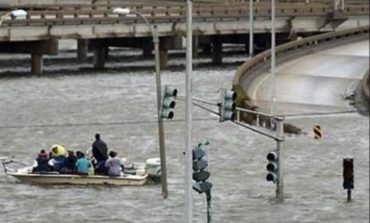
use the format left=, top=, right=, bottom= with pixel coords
left=232, top=26, right=369, bottom=92
left=0, top=2, right=368, bottom=27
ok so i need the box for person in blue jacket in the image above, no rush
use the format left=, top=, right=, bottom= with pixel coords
left=60, top=150, right=77, bottom=174
left=75, top=151, right=90, bottom=175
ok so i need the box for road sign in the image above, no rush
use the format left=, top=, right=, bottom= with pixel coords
left=313, top=125, right=322, bottom=140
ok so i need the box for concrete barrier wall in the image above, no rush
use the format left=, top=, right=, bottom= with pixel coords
left=361, top=70, right=369, bottom=109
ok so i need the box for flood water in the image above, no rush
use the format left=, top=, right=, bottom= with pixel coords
left=0, top=48, right=368, bottom=223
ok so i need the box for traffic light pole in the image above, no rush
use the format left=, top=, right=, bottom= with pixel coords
left=153, top=25, right=169, bottom=199
left=275, top=117, right=284, bottom=202
left=185, top=0, right=194, bottom=222
left=206, top=191, right=212, bottom=223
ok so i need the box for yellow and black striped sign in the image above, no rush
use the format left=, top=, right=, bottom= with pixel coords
left=313, top=125, right=322, bottom=140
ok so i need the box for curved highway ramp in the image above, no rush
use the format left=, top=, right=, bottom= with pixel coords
left=246, top=39, right=369, bottom=115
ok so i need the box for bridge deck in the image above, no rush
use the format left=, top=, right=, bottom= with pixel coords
left=246, top=39, right=369, bottom=114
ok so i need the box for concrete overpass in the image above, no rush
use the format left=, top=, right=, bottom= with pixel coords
left=0, top=1, right=369, bottom=74
left=233, top=26, right=369, bottom=124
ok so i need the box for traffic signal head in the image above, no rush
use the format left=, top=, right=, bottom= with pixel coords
left=192, top=143, right=212, bottom=193
left=193, top=181, right=213, bottom=194
left=164, top=85, right=178, bottom=98
left=192, top=146, right=205, bottom=160
left=193, top=170, right=210, bottom=182
left=161, top=85, right=177, bottom=119
left=266, top=151, right=278, bottom=183
left=192, top=145, right=208, bottom=171
left=343, top=158, right=354, bottom=190
left=220, top=89, right=237, bottom=122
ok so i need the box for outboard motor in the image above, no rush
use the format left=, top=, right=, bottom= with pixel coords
left=145, top=158, right=161, bottom=178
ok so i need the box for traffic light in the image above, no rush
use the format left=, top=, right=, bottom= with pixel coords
left=266, top=151, right=279, bottom=183
left=343, top=158, right=354, bottom=190
left=160, top=85, right=178, bottom=119
left=220, top=89, right=236, bottom=122
left=192, top=143, right=213, bottom=194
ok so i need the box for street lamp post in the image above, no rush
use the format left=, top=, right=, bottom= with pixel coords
left=270, top=0, right=284, bottom=202
left=249, top=0, right=254, bottom=57
left=270, top=0, right=276, bottom=117
left=113, top=7, right=168, bottom=199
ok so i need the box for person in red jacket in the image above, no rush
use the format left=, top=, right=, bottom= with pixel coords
left=32, top=149, right=50, bottom=173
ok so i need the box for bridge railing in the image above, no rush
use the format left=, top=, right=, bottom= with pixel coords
left=0, top=2, right=368, bottom=27
left=232, top=26, right=369, bottom=98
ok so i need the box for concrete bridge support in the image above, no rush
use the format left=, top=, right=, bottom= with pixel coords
left=192, top=35, right=199, bottom=58
left=159, top=37, right=172, bottom=70
left=77, top=39, right=88, bottom=62
left=142, top=40, right=153, bottom=58
left=93, top=46, right=107, bottom=69
left=212, top=36, right=223, bottom=64
left=0, top=39, right=57, bottom=75
left=31, top=54, right=43, bottom=75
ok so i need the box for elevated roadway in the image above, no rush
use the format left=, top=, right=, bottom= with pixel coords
left=233, top=27, right=369, bottom=116
left=0, top=1, right=368, bottom=74
left=246, top=39, right=369, bottom=114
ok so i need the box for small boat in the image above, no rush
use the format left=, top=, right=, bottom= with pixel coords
left=1, top=156, right=161, bottom=186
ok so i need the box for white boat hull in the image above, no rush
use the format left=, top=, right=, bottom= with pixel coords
left=2, top=157, right=161, bottom=186
left=7, top=172, right=148, bottom=186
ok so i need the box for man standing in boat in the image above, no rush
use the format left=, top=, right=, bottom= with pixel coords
left=92, top=133, right=108, bottom=174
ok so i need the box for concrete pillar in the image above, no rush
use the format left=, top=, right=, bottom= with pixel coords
left=173, top=36, right=183, bottom=50
left=93, top=47, right=106, bottom=69
left=212, top=36, right=222, bottom=64
left=192, top=35, right=199, bottom=58
left=77, top=39, right=88, bottom=62
left=104, top=47, right=109, bottom=60
left=159, top=38, right=169, bottom=70
left=159, top=48, right=168, bottom=70
left=31, top=54, right=43, bottom=75
left=142, top=40, right=153, bottom=58
left=202, top=43, right=212, bottom=54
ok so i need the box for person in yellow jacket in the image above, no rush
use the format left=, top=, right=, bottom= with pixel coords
left=50, top=144, right=66, bottom=157
left=49, top=144, right=66, bottom=171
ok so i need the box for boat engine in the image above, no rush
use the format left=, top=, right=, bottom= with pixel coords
left=145, top=158, right=161, bottom=178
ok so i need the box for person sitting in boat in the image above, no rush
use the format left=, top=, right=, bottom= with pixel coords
left=60, top=150, right=77, bottom=174
left=105, top=150, right=124, bottom=177
left=92, top=133, right=108, bottom=174
left=48, top=144, right=67, bottom=172
left=75, top=151, right=90, bottom=176
left=32, top=149, right=50, bottom=173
